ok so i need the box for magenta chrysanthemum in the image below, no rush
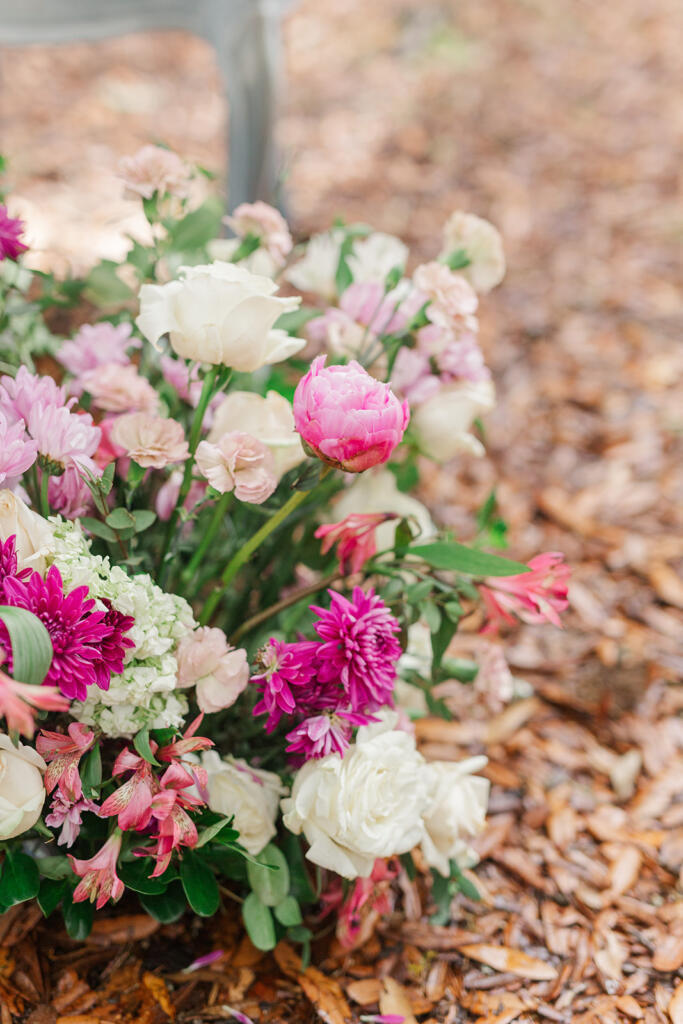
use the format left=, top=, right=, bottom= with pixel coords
left=252, top=638, right=318, bottom=732
left=0, top=535, right=30, bottom=598
left=312, top=587, right=401, bottom=711
left=0, top=567, right=134, bottom=701
left=0, top=204, right=28, bottom=261
left=286, top=714, right=351, bottom=761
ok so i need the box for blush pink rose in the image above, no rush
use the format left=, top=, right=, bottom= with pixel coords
left=195, top=432, right=277, bottom=504
left=293, top=356, right=409, bottom=472
left=176, top=627, right=249, bottom=713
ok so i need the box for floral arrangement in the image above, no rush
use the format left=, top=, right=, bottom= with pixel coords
left=0, top=147, right=569, bottom=951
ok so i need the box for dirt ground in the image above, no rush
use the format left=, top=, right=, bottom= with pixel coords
left=0, top=0, right=681, bottom=1021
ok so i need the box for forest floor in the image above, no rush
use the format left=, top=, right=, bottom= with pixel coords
left=0, top=0, right=681, bottom=1020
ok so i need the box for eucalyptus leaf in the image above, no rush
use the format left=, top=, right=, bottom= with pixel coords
left=246, top=843, right=290, bottom=907
left=242, top=891, right=276, bottom=951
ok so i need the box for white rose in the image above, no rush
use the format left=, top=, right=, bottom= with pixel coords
left=440, top=212, right=506, bottom=294
left=282, top=715, right=431, bottom=879
left=136, top=261, right=304, bottom=371
left=202, top=751, right=285, bottom=856
left=207, top=238, right=279, bottom=279
left=398, top=621, right=433, bottom=682
left=0, top=489, right=54, bottom=574
left=208, top=390, right=304, bottom=480
left=333, top=468, right=436, bottom=551
left=421, top=757, right=490, bottom=876
left=285, top=230, right=345, bottom=301
left=347, top=232, right=408, bottom=285
left=0, top=735, right=47, bottom=839
left=412, top=379, right=496, bottom=462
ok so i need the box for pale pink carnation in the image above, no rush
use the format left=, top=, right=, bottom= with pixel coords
left=293, top=356, right=409, bottom=472
left=111, top=412, right=189, bottom=469
left=0, top=411, right=37, bottom=485
left=118, top=145, right=190, bottom=200
left=0, top=366, right=68, bottom=428
left=413, top=262, right=478, bottom=325
left=225, top=201, right=293, bottom=263
left=58, top=321, right=138, bottom=385
left=176, top=627, right=249, bottom=713
left=195, top=433, right=277, bottom=504
left=80, top=362, right=159, bottom=414
left=27, top=404, right=101, bottom=475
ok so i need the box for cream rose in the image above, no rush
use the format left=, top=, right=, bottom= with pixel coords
left=201, top=751, right=285, bottom=855
left=0, top=735, right=47, bottom=839
left=421, top=758, right=490, bottom=876
left=282, top=715, right=431, bottom=879
left=0, top=489, right=54, bottom=574
left=176, top=627, right=249, bottom=713
left=333, top=468, right=436, bottom=552
left=208, top=390, right=304, bottom=480
left=412, top=378, right=496, bottom=462
left=440, top=211, right=506, bottom=294
left=136, top=261, right=304, bottom=371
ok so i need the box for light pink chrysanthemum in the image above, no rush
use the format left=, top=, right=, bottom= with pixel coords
left=110, top=412, right=189, bottom=469
left=0, top=366, right=69, bottom=428
left=27, top=404, right=101, bottom=475
left=48, top=464, right=96, bottom=519
left=195, top=433, right=277, bottom=504
left=0, top=411, right=37, bottom=484
left=293, top=356, right=409, bottom=472
left=80, top=362, right=159, bottom=414
left=480, top=552, right=570, bottom=634
left=58, top=321, right=138, bottom=384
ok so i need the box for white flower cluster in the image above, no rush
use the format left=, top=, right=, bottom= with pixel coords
left=282, top=713, right=489, bottom=879
left=49, top=518, right=196, bottom=737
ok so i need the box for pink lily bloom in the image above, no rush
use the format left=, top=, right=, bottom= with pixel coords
left=70, top=830, right=125, bottom=909
left=36, top=722, right=95, bottom=802
left=315, top=512, right=396, bottom=575
left=479, top=552, right=570, bottom=634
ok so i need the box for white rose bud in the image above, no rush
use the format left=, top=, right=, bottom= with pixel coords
left=0, top=734, right=47, bottom=839
left=0, top=489, right=54, bottom=574
left=412, top=379, right=495, bottom=462
left=201, top=751, right=285, bottom=856
left=282, top=715, right=431, bottom=879
left=421, top=757, right=490, bottom=876
left=440, top=211, right=506, bottom=294
left=208, top=390, right=304, bottom=481
left=136, top=261, right=304, bottom=371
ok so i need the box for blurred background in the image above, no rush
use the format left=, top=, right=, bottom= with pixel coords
left=1, top=0, right=681, bottom=703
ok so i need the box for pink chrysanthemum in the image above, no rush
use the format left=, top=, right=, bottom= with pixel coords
left=0, top=411, right=37, bottom=485
left=252, top=638, right=318, bottom=732
left=0, top=535, right=30, bottom=597
left=312, top=587, right=401, bottom=711
left=0, top=204, right=28, bottom=261
left=0, top=366, right=69, bottom=429
left=1, top=567, right=133, bottom=701
left=48, top=464, right=95, bottom=519
left=286, top=709, right=372, bottom=762
left=27, top=404, right=101, bottom=476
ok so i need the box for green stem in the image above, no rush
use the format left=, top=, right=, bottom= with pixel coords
left=182, top=492, right=232, bottom=593
left=229, top=569, right=343, bottom=645
left=158, top=366, right=219, bottom=582
left=199, top=487, right=309, bottom=626
left=39, top=469, right=50, bottom=518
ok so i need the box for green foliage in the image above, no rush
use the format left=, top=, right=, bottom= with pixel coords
left=0, top=849, right=40, bottom=908
left=246, top=843, right=290, bottom=907
left=0, top=605, right=53, bottom=686
left=242, top=891, right=277, bottom=951
left=408, top=541, right=528, bottom=577
left=180, top=851, right=220, bottom=917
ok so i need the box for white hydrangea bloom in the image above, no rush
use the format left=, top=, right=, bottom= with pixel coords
left=49, top=518, right=196, bottom=737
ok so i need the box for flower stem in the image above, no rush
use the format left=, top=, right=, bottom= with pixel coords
left=199, top=487, right=309, bottom=626
left=39, top=469, right=50, bottom=518
left=229, top=569, right=344, bottom=644
left=182, top=491, right=232, bottom=592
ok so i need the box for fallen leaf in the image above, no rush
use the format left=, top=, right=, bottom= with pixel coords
left=346, top=978, right=382, bottom=1006
left=669, top=981, right=683, bottom=1024
left=459, top=943, right=558, bottom=980
left=379, top=978, right=418, bottom=1024
left=653, top=934, right=683, bottom=972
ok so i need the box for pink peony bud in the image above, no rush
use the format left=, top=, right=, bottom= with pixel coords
left=293, top=356, right=409, bottom=473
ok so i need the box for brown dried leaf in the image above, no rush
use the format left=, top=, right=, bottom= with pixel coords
left=379, top=978, right=418, bottom=1024
left=653, top=934, right=683, bottom=972
left=345, top=978, right=382, bottom=1006
left=459, top=943, right=558, bottom=980
left=669, top=981, right=683, bottom=1024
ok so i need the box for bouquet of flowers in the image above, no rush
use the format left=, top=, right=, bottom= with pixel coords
left=0, top=147, right=568, bottom=951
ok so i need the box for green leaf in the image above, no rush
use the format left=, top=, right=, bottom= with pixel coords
left=281, top=833, right=316, bottom=904
left=441, top=657, right=478, bottom=683
left=167, top=198, right=223, bottom=252
left=408, top=542, right=529, bottom=577
left=37, top=878, right=67, bottom=918
left=195, top=818, right=239, bottom=849
left=80, top=517, right=119, bottom=543
left=36, top=855, right=74, bottom=880
left=274, top=307, right=320, bottom=335
left=138, top=881, right=186, bottom=923
left=100, top=461, right=116, bottom=496
left=106, top=507, right=136, bottom=531
left=246, top=843, right=290, bottom=907
left=431, top=614, right=458, bottom=674
left=0, top=605, right=53, bottom=685
left=63, top=894, right=94, bottom=939
left=132, top=510, right=157, bottom=533
left=180, top=851, right=220, bottom=917
left=421, top=600, right=442, bottom=634
left=84, top=260, right=133, bottom=306
left=242, top=892, right=276, bottom=951
left=80, top=744, right=102, bottom=800
left=118, top=859, right=169, bottom=895
left=400, top=852, right=417, bottom=881
left=0, top=850, right=40, bottom=906
left=133, top=726, right=160, bottom=766
left=443, top=247, right=470, bottom=271
left=274, top=895, right=302, bottom=927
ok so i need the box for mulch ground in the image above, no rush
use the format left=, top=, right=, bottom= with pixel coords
left=0, top=0, right=681, bottom=1020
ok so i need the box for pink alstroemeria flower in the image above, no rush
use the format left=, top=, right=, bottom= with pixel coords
left=69, top=830, right=125, bottom=909
left=99, top=747, right=157, bottom=832
left=146, top=762, right=203, bottom=877
left=479, top=552, right=570, bottom=634
left=0, top=667, right=70, bottom=738
left=36, top=722, right=95, bottom=802
left=315, top=512, right=396, bottom=575
left=45, top=793, right=100, bottom=848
